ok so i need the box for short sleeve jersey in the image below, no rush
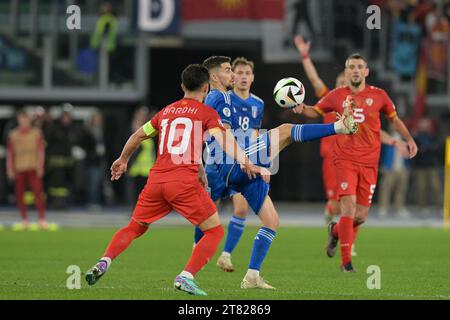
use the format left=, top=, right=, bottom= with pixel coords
left=204, top=89, right=236, bottom=164
left=229, top=91, right=264, bottom=131
left=229, top=91, right=264, bottom=149
left=147, top=98, right=224, bottom=182
left=205, top=89, right=235, bottom=127
left=314, top=85, right=397, bottom=166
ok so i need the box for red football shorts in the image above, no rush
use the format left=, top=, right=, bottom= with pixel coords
left=322, top=156, right=338, bottom=201
left=334, top=159, right=378, bottom=207
left=132, top=180, right=217, bottom=226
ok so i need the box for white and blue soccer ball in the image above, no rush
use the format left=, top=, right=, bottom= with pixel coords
left=273, top=77, right=305, bottom=108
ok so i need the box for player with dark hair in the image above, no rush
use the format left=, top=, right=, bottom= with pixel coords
left=214, top=56, right=266, bottom=272
left=195, top=56, right=358, bottom=289
left=84, top=64, right=267, bottom=296
left=297, top=53, right=418, bottom=272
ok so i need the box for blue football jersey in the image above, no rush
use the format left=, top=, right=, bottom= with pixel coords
left=229, top=91, right=264, bottom=132
left=205, top=89, right=236, bottom=127
left=204, top=89, right=236, bottom=165
left=229, top=91, right=264, bottom=149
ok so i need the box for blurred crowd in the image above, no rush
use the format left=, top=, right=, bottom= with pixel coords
left=378, top=116, right=446, bottom=217
left=374, top=0, right=449, bottom=91
left=0, top=105, right=157, bottom=212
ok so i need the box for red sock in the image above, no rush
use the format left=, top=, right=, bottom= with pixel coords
left=353, top=225, right=360, bottom=244
left=104, top=220, right=148, bottom=260
left=184, top=225, right=224, bottom=276
left=14, top=173, right=28, bottom=221
left=332, top=222, right=339, bottom=238
left=338, top=216, right=354, bottom=266
left=30, top=173, right=46, bottom=220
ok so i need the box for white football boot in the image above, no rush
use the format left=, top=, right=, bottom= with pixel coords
left=241, top=274, right=276, bottom=290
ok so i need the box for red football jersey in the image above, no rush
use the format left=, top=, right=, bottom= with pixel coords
left=316, top=86, right=336, bottom=158
left=314, top=85, right=397, bottom=166
left=148, top=98, right=225, bottom=183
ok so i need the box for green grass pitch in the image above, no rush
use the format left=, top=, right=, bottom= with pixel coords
left=0, top=226, right=449, bottom=300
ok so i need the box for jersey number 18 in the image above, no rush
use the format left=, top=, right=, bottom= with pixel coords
left=238, top=116, right=250, bottom=131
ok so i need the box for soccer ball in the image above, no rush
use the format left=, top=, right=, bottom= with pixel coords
left=273, top=77, right=305, bottom=108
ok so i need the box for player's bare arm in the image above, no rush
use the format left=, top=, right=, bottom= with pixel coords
left=6, top=135, right=15, bottom=180
left=293, top=103, right=322, bottom=118
left=294, top=35, right=327, bottom=94
left=389, top=116, right=418, bottom=159
left=198, top=163, right=208, bottom=189
left=111, top=126, right=156, bottom=181
left=380, top=129, right=410, bottom=158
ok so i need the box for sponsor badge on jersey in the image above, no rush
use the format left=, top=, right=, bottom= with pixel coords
left=223, top=107, right=231, bottom=117
left=252, top=106, right=258, bottom=119
left=366, top=98, right=373, bottom=106
left=341, top=182, right=348, bottom=191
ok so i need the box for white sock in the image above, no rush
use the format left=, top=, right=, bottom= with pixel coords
left=221, top=252, right=231, bottom=258
left=246, top=269, right=259, bottom=278
left=180, top=271, right=194, bottom=280
left=100, top=257, right=112, bottom=269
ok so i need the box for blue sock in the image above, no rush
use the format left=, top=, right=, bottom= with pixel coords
left=248, top=227, right=276, bottom=271
left=291, top=123, right=336, bottom=143
left=194, top=226, right=204, bottom=245
left=223, top=216, right=246, bottom=254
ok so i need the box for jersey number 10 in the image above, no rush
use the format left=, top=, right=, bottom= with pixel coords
left=159, top=118, right=193, bottom=155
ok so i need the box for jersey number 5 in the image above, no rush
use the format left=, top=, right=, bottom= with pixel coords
left=353, top=108, right=365, bottom=123
left=159, top=118, right=192, bottom=155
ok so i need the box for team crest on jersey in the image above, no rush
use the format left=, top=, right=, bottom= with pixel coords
left=366, top=98, right=373, bottom=106
left=223, top=107, right=231, bottom=117
left=341, top=182, right=348, bottom=191
left=252, top=106, right=258, bottom=119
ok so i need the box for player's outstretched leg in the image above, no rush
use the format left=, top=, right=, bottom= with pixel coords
left=175, top=215, right=224, bottom=296
left=241, top=196, right=277, bottom=290
left=85, top=219, right=148, bottom=285
left=267, top=106, right=357, bottom=162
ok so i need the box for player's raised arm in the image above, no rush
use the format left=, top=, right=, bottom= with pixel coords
left=111, top=122, right=157, bottom=181
left=294, top=35, right=328, bottom=97
left=209, top=127, right=270, bottom=183
left=388, top=116, right=418, bottom=159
